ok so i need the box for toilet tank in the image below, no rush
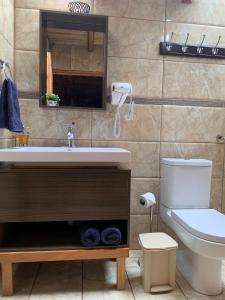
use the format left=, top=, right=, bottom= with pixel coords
left=160, top=158, right=212, bottom=209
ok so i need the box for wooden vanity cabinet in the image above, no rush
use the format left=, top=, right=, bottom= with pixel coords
left=0, top=166, right=130, bottom=296
left=0, top=167, right=131, bottom=249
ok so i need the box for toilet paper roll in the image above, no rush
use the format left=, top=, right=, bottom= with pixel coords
left=139, top=192, right=156, bottom=208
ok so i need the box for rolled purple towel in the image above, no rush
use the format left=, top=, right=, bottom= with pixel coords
left=101, top=225, right=122, bottom=246
left=79, top=223, right=100, bottom=247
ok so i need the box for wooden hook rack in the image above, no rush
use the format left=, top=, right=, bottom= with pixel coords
left=159, top=41, right=225, bottom=59
left=160, top=33, right=225, bottom=59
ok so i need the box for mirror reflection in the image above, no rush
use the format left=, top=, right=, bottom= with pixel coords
left=40, top=11, right=108, bottom=109
left=46, top=29, right=104, bottom=108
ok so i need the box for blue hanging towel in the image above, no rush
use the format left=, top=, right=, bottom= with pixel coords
left=0, top=78, right=24, bottom=133
left=0, top=79, right=8, bottom=129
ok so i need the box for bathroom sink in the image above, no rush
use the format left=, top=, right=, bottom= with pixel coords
left=0, top=147, right=131, bottom=163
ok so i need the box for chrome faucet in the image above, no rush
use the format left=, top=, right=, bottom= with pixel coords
left=67, top=122, right=75, bottom=148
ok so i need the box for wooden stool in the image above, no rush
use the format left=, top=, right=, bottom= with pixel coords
left=0, top=247, right=129, bottom=296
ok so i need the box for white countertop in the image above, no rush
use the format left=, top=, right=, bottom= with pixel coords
left=0, top=147, right=131, bottom=163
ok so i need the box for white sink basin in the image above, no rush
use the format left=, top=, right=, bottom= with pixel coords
left=0, top=147, right=131, bottom=163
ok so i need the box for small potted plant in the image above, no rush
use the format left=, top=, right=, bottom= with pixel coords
left=46, top=93, right=61, bottom=107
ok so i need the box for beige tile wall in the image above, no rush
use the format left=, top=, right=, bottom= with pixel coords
left=52, top=44, right=104, bottom=72
left=2, top=0, right=225, bottom=249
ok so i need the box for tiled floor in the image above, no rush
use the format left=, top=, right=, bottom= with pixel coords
left=1, top=251, right=225, bottom=300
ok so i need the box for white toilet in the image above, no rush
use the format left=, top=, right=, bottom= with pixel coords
left=160, top=158, right=225, bottom=296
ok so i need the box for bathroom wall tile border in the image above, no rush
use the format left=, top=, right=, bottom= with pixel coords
left=18, top=92, right=40, bottom=99
left=19, top=92, right=225, bottom=108
left=130, top=98, right=225, bottom=108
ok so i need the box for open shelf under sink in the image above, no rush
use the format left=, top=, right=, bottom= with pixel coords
left=0, top=221, right=128, bottom=252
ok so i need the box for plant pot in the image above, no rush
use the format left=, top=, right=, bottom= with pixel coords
left=46, top=100, right=59, bottom=107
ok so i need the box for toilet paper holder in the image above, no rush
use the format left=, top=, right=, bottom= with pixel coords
left=140, top=192, right=156, bottom=232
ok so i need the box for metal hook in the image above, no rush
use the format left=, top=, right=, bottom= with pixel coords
left=182, top=33, right=190, bottom=53
left=184, top=33, right=190, bottom=45
left=197, top=34, right=206, bottom=54
left=199, top=34, right=206, bottom=47
left=166, top=32, right=174, bottom=51
left=212, top=35, right=221, bottom=55
left=2, top=62, right=7, bottom=79
left=0, top=59, right=4, bottom=70
left=169, top=32, right=174, bottom=43
left=0, top=61, right=12, bottom=80
left=215, top=35, right=221, bottom=48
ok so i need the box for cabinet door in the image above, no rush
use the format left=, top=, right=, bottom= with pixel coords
left=0, top=168, right=130, bottom=222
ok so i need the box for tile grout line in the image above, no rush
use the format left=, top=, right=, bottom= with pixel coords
left=15, top=47, right=39, bottom=53
left=2, top=136, right=224, bottom=153
left=165, top=19, right=225, bottom=29
left=28, top=263, right=41, bottom=299
left=175, top=275, right=189, bottom=300
left=10, top=138, right=224, bottom=145
left=157, top=107, right=164, bottom=232
left=93, top=0, right=95, bottom=14
left=108, top=55, right=225, bottom=67
left=13, top=1, right=15, bottom=77
left=0, top=32, right=14, bottom=48
left=165, top=0, right=167, bottom=23
left=157, top=0, right=167, bottom=232
left=125, top=268, right=136, bottom=300
left=89, top=15, right=165, bottom=23
left=161, top=0, right=166, bottom=100
left=15, top=7, right=39, bottom=12
left=14, top=50, right=225, bottom=67
left=220, top=144, right=225, bottom=211
left=15, top=4, right=225, bottom=28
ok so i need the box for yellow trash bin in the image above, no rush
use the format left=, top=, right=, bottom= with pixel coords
left=139, top=232, right=178, bottom=293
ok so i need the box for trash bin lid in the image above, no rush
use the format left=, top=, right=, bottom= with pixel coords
left=139, top=232, right=178, bottom=250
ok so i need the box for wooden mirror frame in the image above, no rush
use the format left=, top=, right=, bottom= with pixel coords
left=39, top=10, right=108, bottom=109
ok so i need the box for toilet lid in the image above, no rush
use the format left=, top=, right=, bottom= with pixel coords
left=171, top=209, right=225, bottom=244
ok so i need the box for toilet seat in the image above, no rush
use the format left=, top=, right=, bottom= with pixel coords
left=171, top=209, right=225, bottom=244
left=160, top=204, right=225, bottom=295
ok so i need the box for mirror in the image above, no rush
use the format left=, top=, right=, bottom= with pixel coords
left=40, top=11, right=108, bottom=109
